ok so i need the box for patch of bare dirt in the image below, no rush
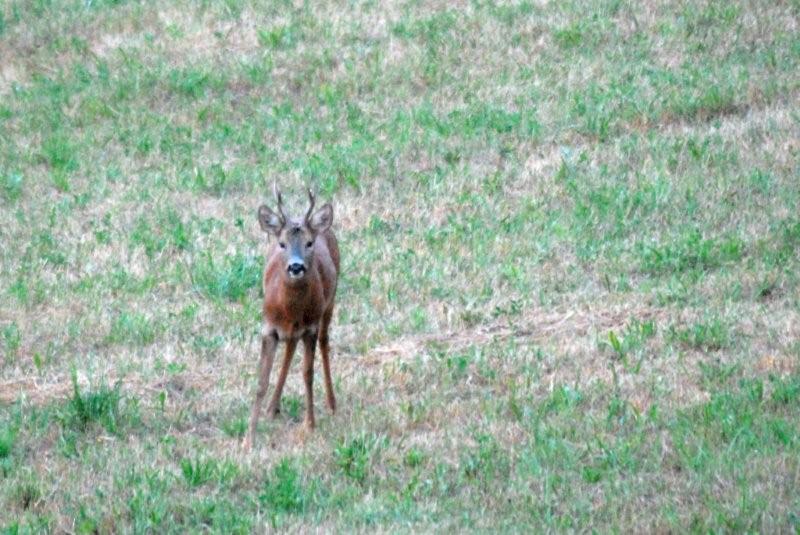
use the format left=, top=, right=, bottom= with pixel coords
left=0, top=370, right=215, bottom=406
left=0, top=62, right=24, bottom=94
left=4, top=300, right=796, bottom=414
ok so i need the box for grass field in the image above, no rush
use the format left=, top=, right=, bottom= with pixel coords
left=1, top=0, right=799, bottom=532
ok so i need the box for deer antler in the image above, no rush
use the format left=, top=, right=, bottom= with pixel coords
left=304, top=187, right=316, bottom=224
left=273, top=182, right=287, bottom=224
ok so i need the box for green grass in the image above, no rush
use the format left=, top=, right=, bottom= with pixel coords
left=179, top=456, right=238, bottom=488
left=59, top=372, right=136, bottom=436
left=1, top=0, right=799, bottom=531
left=259, top=458, right=306, bottom=515
left=191, top=252, right=262, bottom=302
left=670, top=316, right=732, bottom=352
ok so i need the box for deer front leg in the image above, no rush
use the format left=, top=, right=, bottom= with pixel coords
left=243, top=333, right=278, bottom=452
left=319, top=307, right=336, bottom=413
left=301, top=331, right=317, bottom=431
left=267, top=336, right=298, bottom=418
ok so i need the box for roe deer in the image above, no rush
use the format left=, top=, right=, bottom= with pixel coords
left=243, top=185, right=339, bottom=451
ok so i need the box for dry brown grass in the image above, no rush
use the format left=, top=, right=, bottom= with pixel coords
left=2, top=0, right=799, bottom=531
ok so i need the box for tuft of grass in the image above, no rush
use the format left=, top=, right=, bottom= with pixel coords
left=187, top=497, right=253, bottom=533
left=0, top=425, right=15, bottom=460
left=180, top=457, right=217, bottom=487
left=698, top=360, right=740, bottom=388
left=639, top=229, right=744, bottom=276
left=184, top=164, right=253, bottom=196
left=259, top=458, right=306, bottom=514
left=191, top=253, right=262, bottom=302
left=461, top=433, right=510, bottom=484
left=281, top=395, right=303, bottom=422
left=765, top=217, right=800, bottom=267
left=129, top=210, right=191, bottom=258
left=33, top=230, right=67, bottom=267
left=59, top=372, right=133, bottom=435
left=335, top=434, right=380, bottom=484
left=168, top=68, right=215, bottom=99
left=543, top=384, right=584, bottom=414
left=404, top=447, right=425, bottom=468
left=257, top=25, right=298, bottom=50
left=107, top=311, right=157, bottom=346
left=41, top=132, right=78, bottom=172
left=221, top=416, right=247, bottom=438
left=553, top=22, right=585, bottom=49
left=605, top=319, right=657, bottom=365
left=1, top=171, right=23, bottom=202
left=11, top=478, right=42, bottom=511
left=670, top=317, right=731, bottom=351
left=771, top=376, right=800, bottom=405
left=670, top=83, right=738, bottom=121
left=2, top=322, right=21, bottom=360
left=672, top=376, right=799, bottom=476
left=179, top=456, right=237, bottom=488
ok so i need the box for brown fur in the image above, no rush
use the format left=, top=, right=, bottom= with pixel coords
left=261, top=228, right=339, bottom=337
left=243, top=190, right=340, bottom=452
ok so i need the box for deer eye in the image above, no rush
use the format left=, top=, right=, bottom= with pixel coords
left=279, top=242, right=286, bottom=249
left=306, top=241, right=313, bottom=248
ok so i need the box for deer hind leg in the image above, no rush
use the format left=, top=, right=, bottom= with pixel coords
left=301, top=331, right=317, bottom=430
left=243, top=334, right=278, bottom=451
left=267, top=336, right=298, bottom=419
left=319, top=308, right=336, bottom=413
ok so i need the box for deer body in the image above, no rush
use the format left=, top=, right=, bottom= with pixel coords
left=244, top=187, right=339, bottom=451
left=261, top=230, right=338, bottom=338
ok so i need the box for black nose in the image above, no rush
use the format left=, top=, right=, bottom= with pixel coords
left=288, top=262, right=306, bottom=275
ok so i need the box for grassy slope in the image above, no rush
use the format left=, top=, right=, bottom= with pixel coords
left=1, top=0, right=799, bottom=532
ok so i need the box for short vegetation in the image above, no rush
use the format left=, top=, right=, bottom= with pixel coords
left=1, top=0, right=798, bottom=531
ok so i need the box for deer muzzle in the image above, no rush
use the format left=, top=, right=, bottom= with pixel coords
left=287, top=260, right=306, bottom=278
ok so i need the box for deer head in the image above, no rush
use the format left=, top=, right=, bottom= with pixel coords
left=257, top=184, right=333, bottom=282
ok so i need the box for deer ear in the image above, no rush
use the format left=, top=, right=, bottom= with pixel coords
left=309, top=203, right=333, bottom=233
left=257, top=205, right=282, bottom=235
